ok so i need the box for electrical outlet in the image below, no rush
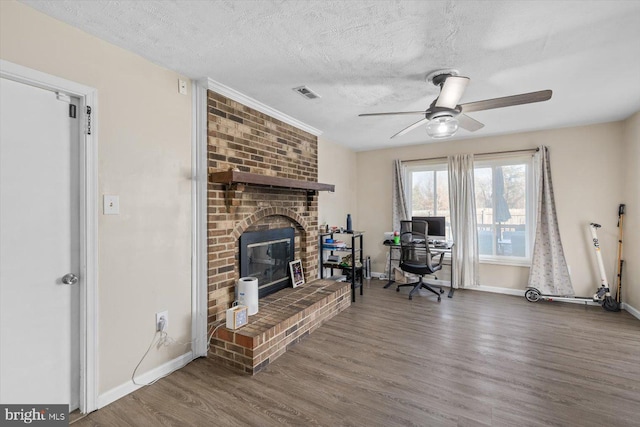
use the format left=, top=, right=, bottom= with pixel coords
left=156, top=310, right=168, bottom=332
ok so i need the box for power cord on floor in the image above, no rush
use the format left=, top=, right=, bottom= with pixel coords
left=206, top=322, right=225, bottom=353
left=132, top=291, right=327, bottom=387
left=132, top=320, right=225, bottom=387
left=132, top=330, right=166, bottom=386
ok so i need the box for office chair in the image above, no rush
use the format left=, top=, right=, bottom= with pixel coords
left=396, top=220, right=446, bottom=301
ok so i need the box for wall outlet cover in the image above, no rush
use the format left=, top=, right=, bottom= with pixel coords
left=156, top=310, right=168, bottom=331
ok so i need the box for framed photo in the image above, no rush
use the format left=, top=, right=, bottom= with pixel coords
left=289, top=259, right=304, bottom=288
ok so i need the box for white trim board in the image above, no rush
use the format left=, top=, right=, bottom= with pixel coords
left=191, top=79, right=209, bottom=358
left=97, top=351, right=194, bottom=409
left=463, top=284, right=640, bottom=313
left=469, top=285, right=605, bottom=306
left=373, top=272, right=640, bottom=319
left=471, top=285, right=529, bottom=298
left=205, top=78, right=322, bottom=136
left=463, top=285, right=640, bottom=318
left=0, top=59, right=99, bottom=414
left=622, top=302, right=640, bottom=321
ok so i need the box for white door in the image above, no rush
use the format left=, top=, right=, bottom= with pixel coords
left=0, top=77, right=80, bottom=410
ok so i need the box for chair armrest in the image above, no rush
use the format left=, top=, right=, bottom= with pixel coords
left=432, top=251, right=446, bottom=267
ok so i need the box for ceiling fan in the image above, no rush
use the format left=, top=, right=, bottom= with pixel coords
left=359, top=69, right=552, bottom=139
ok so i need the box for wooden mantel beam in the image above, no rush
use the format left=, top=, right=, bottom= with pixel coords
left=209, top=170, right=335, bottom=192
left=209, top=170, right=335, bottom=211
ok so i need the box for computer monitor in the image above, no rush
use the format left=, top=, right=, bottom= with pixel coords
left=412, top=216, right=446, bottom=241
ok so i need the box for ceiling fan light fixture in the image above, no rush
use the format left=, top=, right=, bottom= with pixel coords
left=426, top=115, right=458, bottom=139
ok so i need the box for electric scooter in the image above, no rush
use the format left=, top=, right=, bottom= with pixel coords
left=525, top=222, right=620, bottom=312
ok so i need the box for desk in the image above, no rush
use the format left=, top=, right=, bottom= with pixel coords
left=382, top=240, right=456, bottom=298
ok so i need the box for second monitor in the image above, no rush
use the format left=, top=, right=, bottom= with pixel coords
left=412, top=216, right=446, bottom=241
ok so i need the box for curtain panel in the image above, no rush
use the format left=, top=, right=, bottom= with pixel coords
left=528, top=146, right=574, bottom=295
left=392, top=159, right=409, bottom=233
left=448, top=154, right=479, bottom=288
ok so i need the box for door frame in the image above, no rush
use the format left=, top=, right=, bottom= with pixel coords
left=0, top=59, right=98, bottom=413
left=191, top=79, right=209, bottom=358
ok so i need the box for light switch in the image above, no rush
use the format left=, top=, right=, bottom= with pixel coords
left=103, top=195, right=120, bottom=215
left=178, top=79, right=187, bottom=95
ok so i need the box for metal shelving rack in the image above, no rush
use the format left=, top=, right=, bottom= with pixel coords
left=319, top=231, right=364, bottom=302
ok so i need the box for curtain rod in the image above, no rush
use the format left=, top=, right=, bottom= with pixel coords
left=402, top=147, right=539, bottom=164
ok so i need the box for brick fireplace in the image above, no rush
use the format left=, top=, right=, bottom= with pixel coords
left=206, top=89, right=320, bottom=322
left=206, top=90, right=348, bottom=373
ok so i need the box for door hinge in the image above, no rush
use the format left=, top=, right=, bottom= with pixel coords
left=56, top=92, right=71, bottom=103
left=85, top=106, right=92, bottom=135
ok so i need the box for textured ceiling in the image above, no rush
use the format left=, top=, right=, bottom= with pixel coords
left=21, top=0, right=640, bottom=151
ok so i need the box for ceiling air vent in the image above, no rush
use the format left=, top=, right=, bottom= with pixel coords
left=293, top=85, right=321, bottom=100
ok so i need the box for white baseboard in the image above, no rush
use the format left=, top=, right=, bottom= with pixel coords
left=376, top=273, right=640, bottom=319
left=470, top=285, right=640, bottom=310
left=97, top=351, right=193, bottom=409
left=470, top=285, right=525, bottom=297
left=622, top=302, right=640, bottom=320
left=473, top=285, right=602, bottom=306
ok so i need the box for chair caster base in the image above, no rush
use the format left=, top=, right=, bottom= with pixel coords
left=440, top=288, right=444, bottom=294
left=437, top=296, right=441, bottom=302
left=396, top=287, right=399, bottom=292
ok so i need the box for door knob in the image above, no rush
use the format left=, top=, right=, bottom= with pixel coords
left=61, top=273, right=79, bottom=285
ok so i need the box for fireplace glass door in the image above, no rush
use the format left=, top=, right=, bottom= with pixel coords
left=239, top=227, right=295, bottom=297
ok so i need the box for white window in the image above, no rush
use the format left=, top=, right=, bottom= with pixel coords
left=405, top=161, right=451, bottom=239
left=405, top=154, right=535, bottom=266
left=474, top=155, right=535, bottom=265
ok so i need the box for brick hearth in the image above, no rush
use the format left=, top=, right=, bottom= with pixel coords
left=210, top=280, right=350, bottom=374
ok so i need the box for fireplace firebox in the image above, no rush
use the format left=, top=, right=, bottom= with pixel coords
left=239, top=227, right=295, bottom=298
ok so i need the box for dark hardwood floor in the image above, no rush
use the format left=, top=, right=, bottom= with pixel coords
left=74, top=280, right=640, bottom=426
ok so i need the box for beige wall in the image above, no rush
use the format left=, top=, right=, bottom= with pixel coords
left=1, top=2, right=636, bottom=406
left=621, top=112, right=640, bottom=312
left=318, top=136, right=358, bottom=231
left=356, top=122, right=628, bottom=299
left=1, top=1, right=192, bottom=395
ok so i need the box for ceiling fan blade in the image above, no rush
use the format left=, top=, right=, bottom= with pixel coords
left=435, top=76, right=470, bottom=109
left=390, top=118, right=429, bottom=139
left=358, top=111, right=425, bottom=117
left=460, top=90, right=552, bottom=113
left=457, top=114, right=484, bottom=132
